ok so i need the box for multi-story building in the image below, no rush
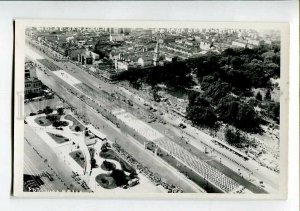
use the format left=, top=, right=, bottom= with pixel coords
left=110, top=34, right=125, bottom=42
left=25, top=77, right=42, bottom=96
left=138, top=55, right=153, bottom=67
left=246, top=39, right=261, bottom=46
left=24, top=64, right=42, bottom=98
left=232, top=40, right=248, bottom=48
left=114, top=54, right=134, bottom=70
left=78, top=49, right=100, bottom=65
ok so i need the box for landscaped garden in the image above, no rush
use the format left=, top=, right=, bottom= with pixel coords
left=100, top=160, right=116, bottom=171
left=95, top=168, right=131, bottom=189
left=95, top=148, right=138, bottom=189
left=65, top=114, right=85, bottom=132
left=95, top=174, right=117, bottom=189
left=34, top=116, right=53, bottom=126
left=34, top=113, right=68, bottom=128
left=99, top=149, right=136, bottom=174
left=47, top=132, right=69, bottom=144
left=69, top=150, right=86, bottom=168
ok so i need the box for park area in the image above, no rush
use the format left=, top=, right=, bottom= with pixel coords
left=95, top=174, right=118, bottom=189
left=47, top=133, right=69, bottom=144
left=100, top=149, right=136, bottom=174
left=69, top=150, right=86, bottom=169
left=64, top=114, right=85, bottom=132
left=95, top=148, right=138, bottom=189
left=34, top=114, right=61, bottom=127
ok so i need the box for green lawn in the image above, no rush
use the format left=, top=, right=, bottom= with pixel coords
left=69, top=150, right=86, bottom=169
left=95, top=174, right=117, bottom=189
left=65, top=114, right=85, bottom=131
left=100, top=149, right=136, bottom=174
left=100, top=160, right=116, bottom=171
left=47, top=132, right=69, bottom=144
left=34, top=114, right=61, bottom=127
left=34, top=116, right=52, bottom=126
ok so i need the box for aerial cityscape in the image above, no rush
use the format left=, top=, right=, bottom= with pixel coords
left=22, top=25, right=281, bottom=195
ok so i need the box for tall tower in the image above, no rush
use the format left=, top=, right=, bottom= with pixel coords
left=153, top=41, right=160, bottom=66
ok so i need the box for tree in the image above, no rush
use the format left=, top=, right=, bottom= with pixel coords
left=256, top=91, right=262, bottom=101
left=225, top=128, right=249, bottom=148
left=151, top=85, right=160, bottom=102
left=188, top=92, right=210, bottom=107
left=131, top=80, right=142, bottom=90
left=225, top=128, right=239, bottom=146
left=264, top=62, right=280, bottom=78
left=265, top=89, right=272, bottom=101
left=231, top=57, right=244, bottom=69
left=265, top=102, right=280, bottom=124
left=243, top=59, right=269, bottom=88
left=216, top=95, right=240, bottom=123
left=52, top=120, right=68, bottom=127
left=111, top=169, right=128, bottom=186
left=201, top=75, right=215, bottom=90
left=217, top=95, right=262, bottom=133
left=102, top=160, right=115, bottom=171
left=52, top=121, right=60, bottom=128
left=46, top=114, right=59, bottom=122
left=74, top=125, right=81, bottom=132
left=44, top=106, right=53, bottom=115
left=235, top=103, right=262, bottom=133
left=193, top=107, right=217, bottom=127
left=202, top=79, right=231, bottom=103
left=57, top=107, right=64, bottom=115
left=91, top=158, right=97, bottom=169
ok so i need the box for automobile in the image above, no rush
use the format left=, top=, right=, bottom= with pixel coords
left=179, top=123, right=186, bottom=129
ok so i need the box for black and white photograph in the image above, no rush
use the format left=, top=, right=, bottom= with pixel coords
left=13, top=20, right=289, bottom=199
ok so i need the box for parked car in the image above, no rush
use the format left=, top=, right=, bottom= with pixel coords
left=179, top=123, right=186, bottom=129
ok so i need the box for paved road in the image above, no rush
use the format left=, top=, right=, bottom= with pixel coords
left=26, top=58, right=203, bottom=193
left=26, top=43, right=273, bottom=193
left=24, top=139, right=68, bottom=192
left=24, top=125, right=88, bottom=192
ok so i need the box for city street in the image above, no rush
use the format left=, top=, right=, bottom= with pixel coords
left=25, top=42, right=273, bottom=193
left=25, top=47, right=204, bottom=193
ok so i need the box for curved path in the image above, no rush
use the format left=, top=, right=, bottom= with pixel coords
left=28, top=122, right=92, bottom=176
